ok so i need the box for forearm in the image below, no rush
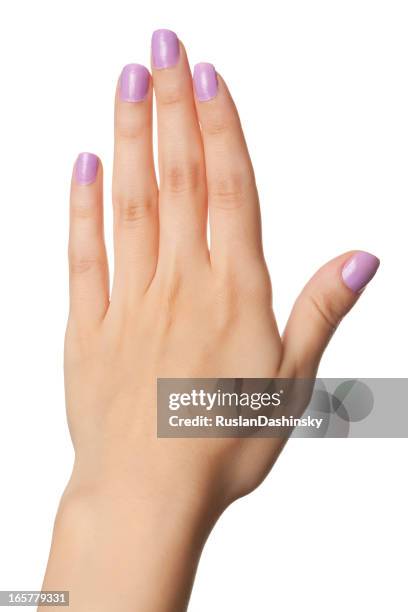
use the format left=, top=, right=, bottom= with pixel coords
left=41, top=481, right=217, bottom=612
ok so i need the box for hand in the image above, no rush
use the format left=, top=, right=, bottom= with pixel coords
left=42, top=29, right=379, bottom=612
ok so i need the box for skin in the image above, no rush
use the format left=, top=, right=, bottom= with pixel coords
left=41, top=38, right=373, bottom=611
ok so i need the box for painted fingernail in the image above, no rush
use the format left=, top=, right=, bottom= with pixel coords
left=193, top=63, right=218, bottom=101
left=120, top=64, right=150, bottom=102
left=341, top=251, right=380, bottom=293
left=75, top=152, right=99, bottom=185
left=151, top=29, right=179, bottom=69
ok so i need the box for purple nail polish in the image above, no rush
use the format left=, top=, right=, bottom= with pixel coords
left=341, top=251, right=380, bottom=293
left=151, top=29, right=179, bottom=69
left=193, top=63, right=218, bottom=102
left=120, top=64, right=150, bottom=102
left=75, top=153, right=99, bottom=185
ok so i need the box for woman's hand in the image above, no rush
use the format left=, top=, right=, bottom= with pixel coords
left=42, top=29, right=379, bottom=611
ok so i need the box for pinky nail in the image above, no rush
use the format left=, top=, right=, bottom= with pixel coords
left=75, top=152, right=99, bottom=185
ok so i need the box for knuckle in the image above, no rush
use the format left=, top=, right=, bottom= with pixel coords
left=114, top=194, right=155, bottom=224
left=69, top=255, right=101, bottom=275
left=163, top=161, right=202, bottom=196
left=214, top=285, right=238, bottom=315
left=211, top=271, right=242, bottom=322
left=219, top=265, right=271, bottom=306
left=308, top=293, right=342, bottom=331
left=241, top=269, right=272, bottom=302
left=71, top=201, right=97, bottom=220
left=203, top=114, right=235, bottom=137
left=115, top=113, right=147, bottom=140
left=157, top=84, right=183, bottom=107
left=209, top=174, right=246, bottom=209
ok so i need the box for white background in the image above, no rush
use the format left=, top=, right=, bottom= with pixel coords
left=0, top=0, right=407, bottom=610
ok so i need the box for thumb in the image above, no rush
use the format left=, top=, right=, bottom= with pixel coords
left=281, top=251, right=380, bottom=377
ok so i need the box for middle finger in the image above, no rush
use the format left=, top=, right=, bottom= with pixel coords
left=151, top=29, right=208, bottom=264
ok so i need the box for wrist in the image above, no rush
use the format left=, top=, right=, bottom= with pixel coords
left=60, top=474, right=220, bottom=538
left=45, top=477, right=219, bottom=611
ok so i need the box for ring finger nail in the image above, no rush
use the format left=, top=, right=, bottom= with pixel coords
left=193, top=63, right=218, bottom=101
left=151, top=29, right=179, bottom=69
left=120, top=64, right=150, bottom=102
